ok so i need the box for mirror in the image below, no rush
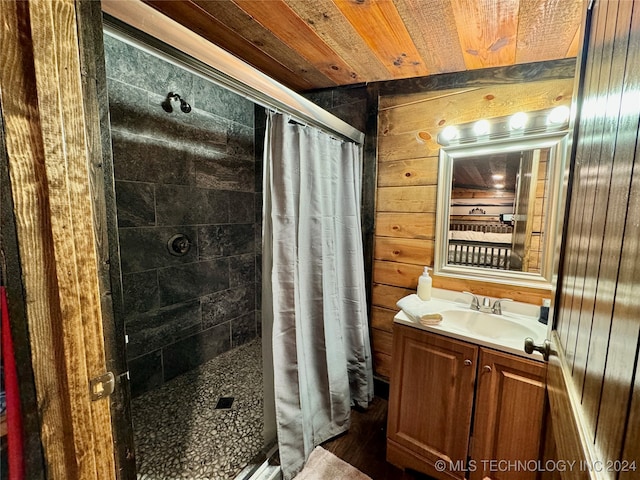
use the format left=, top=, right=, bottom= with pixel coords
left=434, top=129, right=570, bottom=289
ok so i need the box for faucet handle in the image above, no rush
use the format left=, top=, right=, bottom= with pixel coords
left=462, top=291, right=480, bottom=310
left=492, top=298, right=513, bottom=315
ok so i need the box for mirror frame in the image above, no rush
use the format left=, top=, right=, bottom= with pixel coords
left=434, top=130, right=570, bottom=290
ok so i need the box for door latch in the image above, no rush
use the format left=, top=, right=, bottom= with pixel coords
left=89, top=372, right=115, bottom=401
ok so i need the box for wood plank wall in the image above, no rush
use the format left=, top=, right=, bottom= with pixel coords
left=554, top=0, right=640, bottom=473
left=371, top=74, right=575, bottom=379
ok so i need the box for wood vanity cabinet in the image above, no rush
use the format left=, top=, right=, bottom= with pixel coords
left=387, top=323, right=547, bottom=480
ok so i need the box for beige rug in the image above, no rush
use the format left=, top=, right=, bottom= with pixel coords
left=294, top=446, right=372, bottom=480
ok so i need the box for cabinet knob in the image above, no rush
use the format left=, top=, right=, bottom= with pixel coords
left=483, top=365, right=492, bottom=373
left=464, top=359, right=472, bottom=366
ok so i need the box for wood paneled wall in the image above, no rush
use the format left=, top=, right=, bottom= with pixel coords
left=372, top=75, right=575, bottom=379
left=554, top=0, right=640, bottom=472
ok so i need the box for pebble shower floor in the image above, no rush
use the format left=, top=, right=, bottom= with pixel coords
left=132, top=339, right=264, bottom=479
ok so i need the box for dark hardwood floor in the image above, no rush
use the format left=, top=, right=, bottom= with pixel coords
left=321, top=395, right=435, bottom=480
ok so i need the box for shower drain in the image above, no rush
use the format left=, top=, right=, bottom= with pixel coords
left=214, top=396, right=234, bottom=409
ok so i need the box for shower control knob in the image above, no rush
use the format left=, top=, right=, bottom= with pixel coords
left=167, top=234, right=192, bottom=256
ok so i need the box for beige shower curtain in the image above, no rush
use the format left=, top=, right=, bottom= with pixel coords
left=262, top=111, right=373, bottom=479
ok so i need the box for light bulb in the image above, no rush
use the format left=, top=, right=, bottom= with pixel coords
left=473, top=119, right=490, bottom=136
left=548, top=106, right=571, bottom=125
left=509, top=112, right=528, bottom=130
left=441, top=125, right=459, bottom=141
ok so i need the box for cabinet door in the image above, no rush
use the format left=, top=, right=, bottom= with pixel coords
left=471, top=349, right=547, bottom=480
left=387, top=325, right=478, bottom=480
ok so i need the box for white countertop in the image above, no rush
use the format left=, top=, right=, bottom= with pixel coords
left=393, top=289, right=549, bottom=361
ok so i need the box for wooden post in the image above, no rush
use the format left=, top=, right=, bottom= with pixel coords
left=0, top=0, right=116, bottom=478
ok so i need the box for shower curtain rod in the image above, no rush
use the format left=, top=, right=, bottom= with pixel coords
left=101, top=0, right=365, bottom=145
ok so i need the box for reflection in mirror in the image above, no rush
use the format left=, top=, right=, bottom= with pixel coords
left=448, top=145, right=549, bottom=273
left=435, top=114, right=570, bottom=289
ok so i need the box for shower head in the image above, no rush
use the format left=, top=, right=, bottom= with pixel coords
left=179, top=97, right=191, bottom=113
left=161, top=92, right=191, bottom=113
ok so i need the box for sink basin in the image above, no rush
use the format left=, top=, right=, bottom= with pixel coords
left=393, top=294, right=548, bottom=360
left=439, top=309, right=544, bottom=342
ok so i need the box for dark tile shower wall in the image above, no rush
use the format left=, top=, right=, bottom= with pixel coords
left=103, top=35, right=263, bottom=398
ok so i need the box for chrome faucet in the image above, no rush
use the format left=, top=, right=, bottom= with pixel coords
left=462, top=291, right=491, bottom=312
left=463, top=292, right=512, bottom=314
left=491, top=298, right=513, bottom=315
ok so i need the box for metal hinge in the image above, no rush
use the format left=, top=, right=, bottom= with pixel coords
left=89, top=372, right=115, bottom=401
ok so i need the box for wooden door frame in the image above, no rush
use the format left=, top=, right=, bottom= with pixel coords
left=0, top=0, right=133, bottom=478
left=544, top=2, right=597, bottom=478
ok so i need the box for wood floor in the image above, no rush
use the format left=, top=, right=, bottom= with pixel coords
left=321, top=395, right=435, bottom=480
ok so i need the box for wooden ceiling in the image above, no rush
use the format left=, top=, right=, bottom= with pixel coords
left=143, top=0, right=584, bottom=92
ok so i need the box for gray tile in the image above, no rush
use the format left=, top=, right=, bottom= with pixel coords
left=254, top=105, right=267, bottom=130
left=332, top=86, right=368, bottom=108
left=229, top=254, right=256, bottom=288
left=193, top=76, right=254, bottom=127
left=118, top=226, right=198, bottom=273
left=122, top=270, right=160, bottom=314
left=125, top=300, right=202, bottom=358
left=105, top=77, right=148, bottom=113
left=202, top=285, right=256, bottom=329
left=256, top=255, right=262, bottom=287
left=330, top=100, right=367, bottom=132
left=256, top=311, right=263, bottom=338
left=104, top=34, right=195, bottom=102
left=303, top=90, right=333, bottom=110
left=110, top=99, right=228, bottom=160
left=255, top=193, right=263, bottom=223
left=194, top=156, right=255, bottom=192
left=128, top=350, right=163, bottom=398
left=115, top=181, right=155, bottom=227
left=198, top=224, right=255, bottom=258
left=111, top=131, right=195, bottom=185
left=155, top=185, right=229, bottom=226
left=158, top=258, right=229, bottom=305
left=227, top=122, right=255, bottom=162
left=162, top=323, right=232, bottom=381
left=227, top=191, right=255, bottom=224
left=255, top=159, right=263, bottom=193
left=147, top=91, right=230, bottom=151
left=231, top=313, right=257, bottom=347
left=254, top=223, right=263, bottom=254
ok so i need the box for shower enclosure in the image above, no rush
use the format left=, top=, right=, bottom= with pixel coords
left=103, top=29, right=274, bottom=479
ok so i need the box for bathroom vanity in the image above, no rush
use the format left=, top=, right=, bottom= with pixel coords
left=387, top=294, right=548, bottom=480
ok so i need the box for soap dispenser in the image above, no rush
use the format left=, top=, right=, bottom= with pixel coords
left=417, top=267, right=432, bottom=301
left=539, top=299, right=550, bottom=325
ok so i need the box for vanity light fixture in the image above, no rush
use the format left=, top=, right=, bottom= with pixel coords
left=435, top=106, right=571, bottom=146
